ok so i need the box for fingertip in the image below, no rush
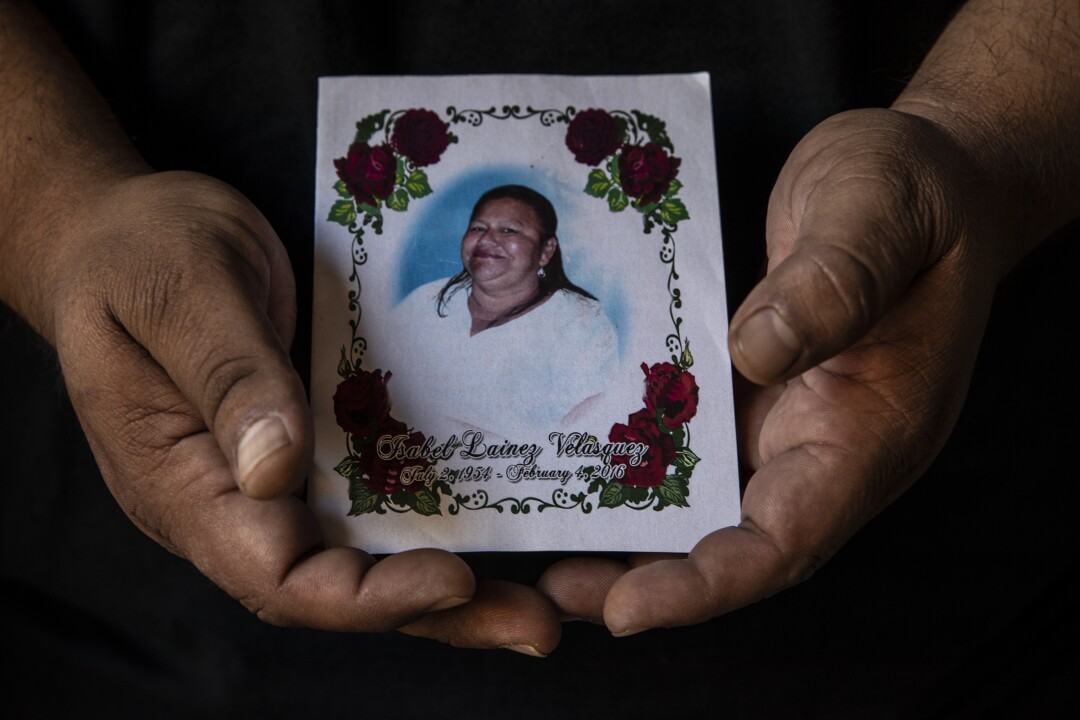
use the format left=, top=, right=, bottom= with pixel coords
left=374, top=548, right=478, bottom=611
left=729, top=306, right=802, bottom=385
left=601, top=557, right=714, bottom=636
left=400, top=580, right=562, bottom=655
left=536, top=557, right=628, bottom=624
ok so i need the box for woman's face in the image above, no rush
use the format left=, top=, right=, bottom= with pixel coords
left=461, top=198, right=557, bottom=294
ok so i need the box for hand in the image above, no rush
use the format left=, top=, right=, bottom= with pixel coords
left=0, top=3, right=561, bottom=653
left=537, top=107, right=1004, bottom=633
left=50, top=170, right=560, bottom=650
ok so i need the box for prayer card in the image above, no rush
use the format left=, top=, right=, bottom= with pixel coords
left=310, top=74, right=739, bottom=552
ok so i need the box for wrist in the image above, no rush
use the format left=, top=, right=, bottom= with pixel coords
left=890, top=0, right=1080, bottom=274
left=0, top=1, right=152, bottom=343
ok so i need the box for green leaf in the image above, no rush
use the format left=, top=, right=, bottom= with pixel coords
left=675, top=448, right=701, bottom=471
left=584, top=169, right=611, bottom=198
left=386, top=188, right=410, bottom=212
left=334, top=455, right=360, bottom=478
left=358, top=201, right=381, bottom=216
left=348, top=482, right=382, bottom=515
left=664, top=178, right=683, bottom=198
left=395, top=156, right=406, bottom=186
left=622, top=485, right=649, bottom=503
left=404, top=170, right=433, bottom=199
left=655, top=483, right=689, bottom=508
left=354, top=110, right=390, bottom=145
left=665, top=472, right=690, bottom=496
left=656, top=475, right=690, bottom=507
left=659, top=197, right=690, bottom=226
left=606, top=154, right=621, bottom=184
left=631, top=110, right=674, bottom=152
left=599, top=482, right=625, bottom=508
left=409, top=489, right=442, bottom=516
left=334, top=180, right=352, bottom=199
left=607, top=187, right=629, bottom=212
left=328, top=199, right=356, bottom=226
left=351, top=494, right=382, bottom=515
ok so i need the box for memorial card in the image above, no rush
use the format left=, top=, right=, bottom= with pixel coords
left=310, top=74, right=739, bottom=552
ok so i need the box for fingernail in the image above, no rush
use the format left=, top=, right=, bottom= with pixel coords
left=734, top=307, right=801, bottom=380
left=559, top=614, right=604, bottom=625
left=611, top=627, right=646, bottom=638
left=502, top=644, right=546, bottom=658
left=425, top=595, right=471, bottom=612
left=236, top=416, right=292, bottom=488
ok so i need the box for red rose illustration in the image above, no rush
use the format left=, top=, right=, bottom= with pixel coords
left=608, top=408, right=677, bottom=487
left=642, top=362, right=699, bottom=428
left=363, top=422, right=430, bottom=495
left=565, top=108, right=621, bottom=166
left=617, top=142, right=681, bottom=206
left=390, top=109, right=450, bottom=167
left=333, top=368, right=393, bottom=443
left=333, top=142, right=397, bottom=206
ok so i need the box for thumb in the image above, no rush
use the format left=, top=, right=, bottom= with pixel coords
left=728, top=110, right=967, bottom=385
left=94, top=172, right=312, bottom=498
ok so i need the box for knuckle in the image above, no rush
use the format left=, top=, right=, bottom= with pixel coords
left=804, top=242, right=881, bottom=336
left=195, top=351, right=261, bottom=430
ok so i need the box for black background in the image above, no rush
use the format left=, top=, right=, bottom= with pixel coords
left=2, top=2, right=1077, bottom=717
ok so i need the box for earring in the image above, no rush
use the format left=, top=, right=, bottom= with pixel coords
left=538, top=267, right=546, bottom=279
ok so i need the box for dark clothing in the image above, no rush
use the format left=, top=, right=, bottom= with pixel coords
left=3, top=1, right=1078, bottom=717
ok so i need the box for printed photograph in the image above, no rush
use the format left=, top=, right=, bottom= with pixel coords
left=310, top=75, right=739, bottom=552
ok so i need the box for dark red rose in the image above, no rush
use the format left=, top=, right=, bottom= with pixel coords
left=333, top=369, right=393, bottom=443
left=617, top=142, right=681, bottom=206
left=642, top=362, right=699, bottom=428
left=608, top=408, right=677, bottom=487
left=390, top=109, right=450, bottom=167
left=565, top=109, right=621, bottom=166
left=333, top=142, right=397, bottom=206
left=364, top=422, right=431, bottom=495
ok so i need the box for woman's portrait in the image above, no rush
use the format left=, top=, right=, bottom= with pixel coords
left=389, top=184, right=618, bottom=438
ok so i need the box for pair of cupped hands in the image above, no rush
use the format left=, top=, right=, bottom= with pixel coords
left=51, top=108, right=1005, bottom=656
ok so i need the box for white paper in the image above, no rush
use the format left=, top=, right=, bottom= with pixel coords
left=310, top=74, right=739, bottom=552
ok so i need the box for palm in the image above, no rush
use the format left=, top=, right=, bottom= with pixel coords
left=53, top=171, right=493, bottom=634
left=538, top=109, right=1001, bottom=634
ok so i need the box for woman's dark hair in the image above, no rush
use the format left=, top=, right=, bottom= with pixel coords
left=437, top=185, right=598, bottom=325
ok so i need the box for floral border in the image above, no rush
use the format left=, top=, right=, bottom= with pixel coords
left=328, top=105, right=700, bottom=516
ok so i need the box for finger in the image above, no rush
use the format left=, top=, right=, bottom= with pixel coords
left=79, top=172, right=311, bottom=498
left=400, top=580, right=563, bottom=657
left=63, top=314, right=476, bottom=631
left=537, top=557, right=631, bottom=623
left=177, top=466, right=477, bottom=631
left=602, top=443, right=873, bottom=636
left=729, top=110, right=966, bottom=385
left=733, top=371, right=783, bottom=476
